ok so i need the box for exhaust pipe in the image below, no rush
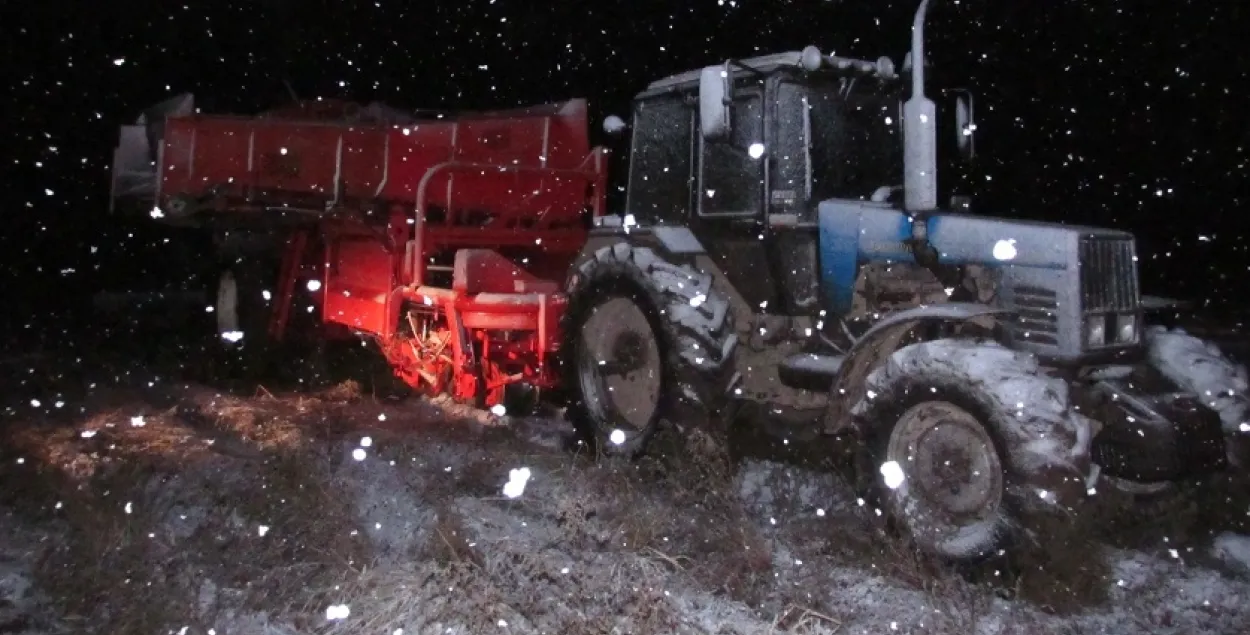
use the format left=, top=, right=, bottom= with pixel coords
left=109, top=93, right=195, bottom=213
left=902, top=0, right=938, bottom=212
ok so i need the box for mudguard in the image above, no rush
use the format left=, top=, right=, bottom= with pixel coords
left=823, top=302, right=1012, bottom=435
left=825, top=303, right=1097, bottom=510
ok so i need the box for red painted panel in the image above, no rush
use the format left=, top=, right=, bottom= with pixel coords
left=323, top=237, right=395, bottom=334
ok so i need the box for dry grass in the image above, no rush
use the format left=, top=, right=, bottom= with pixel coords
left=21, top=447, right=370, bottom=634
left=0, top=386, right=375, bottom=635
left=768, top=605, right=843, bottom=635
left=319, top=378, right=364, bottom=404
left=3, top=368, right=1244, bottom=635
left=571, top=434, right=780, bottom=609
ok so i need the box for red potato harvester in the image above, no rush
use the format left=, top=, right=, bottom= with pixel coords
left=110, top=94, right=609, bottom=409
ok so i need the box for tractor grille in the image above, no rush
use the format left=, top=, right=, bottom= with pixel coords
left=1079, top=236, right=1140, bottom=313
left=1009, top=285, right=1059, bottom=346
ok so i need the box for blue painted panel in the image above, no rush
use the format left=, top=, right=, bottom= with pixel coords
left=817, top=200, right=1076, bottom=318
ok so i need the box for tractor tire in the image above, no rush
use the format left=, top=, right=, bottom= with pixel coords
left=1145, top=326, right=1250, bottom=470
left=852, top=338, right=1089, bottom=562
left=561, top=243, right=740, bottom=458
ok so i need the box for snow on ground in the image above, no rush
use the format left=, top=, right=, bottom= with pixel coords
left=1, top=381, right=1249, bottom=635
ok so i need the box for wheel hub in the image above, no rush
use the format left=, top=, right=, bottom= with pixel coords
left=910, top=422, right=999, bottom=516
left=576, top=298, right=661, bottom=435
left=608, top=330, right=649, bottom=377
left=887, top=401, right=1004, bottom=527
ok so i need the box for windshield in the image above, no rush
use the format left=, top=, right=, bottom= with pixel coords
left=775, top=80, right=903, bottom=204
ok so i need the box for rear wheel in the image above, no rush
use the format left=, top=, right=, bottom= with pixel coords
left=561, top=243, right=739, bottom=458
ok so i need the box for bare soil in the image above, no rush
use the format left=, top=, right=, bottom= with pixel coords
left=1, top=327, right=1249, bottom=635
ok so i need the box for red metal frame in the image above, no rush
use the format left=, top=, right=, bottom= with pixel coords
left=151, top=97, right=607, bottom=409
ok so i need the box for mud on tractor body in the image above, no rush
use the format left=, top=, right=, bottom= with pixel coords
left=110, top=0, right=1249, bottom=563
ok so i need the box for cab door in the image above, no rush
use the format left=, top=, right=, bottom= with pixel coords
left=690, top=83, right=779, bottom=312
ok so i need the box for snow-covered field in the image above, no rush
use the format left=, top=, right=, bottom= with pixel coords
left=2, top=373, right=1249, bottom=635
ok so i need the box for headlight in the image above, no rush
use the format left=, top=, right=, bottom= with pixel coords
left=1086, top=319, right=1106, bottom=347
left=1115, top=314, right=1137, bottom=343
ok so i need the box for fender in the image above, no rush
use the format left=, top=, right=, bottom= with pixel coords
left=586, top=224, right=708, bottom=255
left=823, top=302, right=1012, bottom=434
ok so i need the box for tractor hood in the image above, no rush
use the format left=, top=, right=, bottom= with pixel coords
left=817, top=198, right=1143, bottom=363
left=817, top=198, right=1133, bottom=274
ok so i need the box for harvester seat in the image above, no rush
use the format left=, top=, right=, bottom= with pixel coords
left=452, top=249, right=560, bottom=296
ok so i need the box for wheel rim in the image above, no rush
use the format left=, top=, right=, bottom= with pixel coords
left=576, top=297, right=662, bottom=448
left=885, top=401, right=1005, bottom=555
left=216, top=271, right=241, bottom=338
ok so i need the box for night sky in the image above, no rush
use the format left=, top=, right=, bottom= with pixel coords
left=2, top=0, right=1248, bottom=324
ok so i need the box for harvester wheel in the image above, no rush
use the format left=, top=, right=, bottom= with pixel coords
left=561, top=243, right=739, bottom=458
left=213, top=265, right=273, bottom=347
left=852, top=338, right=1088, bottom=562
left=210, top=264, right=277, bottom=378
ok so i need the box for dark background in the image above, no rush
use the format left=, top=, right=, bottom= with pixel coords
left=1, top=0, right=1247, bottom=351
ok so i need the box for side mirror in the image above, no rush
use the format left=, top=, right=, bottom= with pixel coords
left=953, top=90, right=976, bottom=160
left=699, top=62, right=733, bottom=142
left=603, top=115, right=628, bottom=135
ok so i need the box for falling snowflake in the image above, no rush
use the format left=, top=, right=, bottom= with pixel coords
left=992, top=239, right=1018, bottom=261
left=502, top=467, right=532, bottom=498
left=879, top=461, right=905, bottom=489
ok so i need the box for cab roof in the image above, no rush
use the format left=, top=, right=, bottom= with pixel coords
left=643, top=51, right=809, bottom=95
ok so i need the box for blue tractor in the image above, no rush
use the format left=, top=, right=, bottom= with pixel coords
left=560, top=0, right=1248, bottom=561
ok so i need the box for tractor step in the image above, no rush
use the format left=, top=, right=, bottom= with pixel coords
left=777, top=353, right=845, bottom=392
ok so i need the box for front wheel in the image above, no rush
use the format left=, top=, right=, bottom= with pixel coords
left=1145, top=326, right=1250, bottom=470
left=853, top=338, right=1092, bottom=562
left=878, top=399, right=1009, bottom=561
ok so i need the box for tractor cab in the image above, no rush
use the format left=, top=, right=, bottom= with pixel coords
left=607, top=47, right=975, bottom=318
left=616, top=47, right=977, bottom=228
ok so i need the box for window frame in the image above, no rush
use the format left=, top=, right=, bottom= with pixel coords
left=695, top=85, right=767, bottom=219
left=623, top=93, right=697, bottom=226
